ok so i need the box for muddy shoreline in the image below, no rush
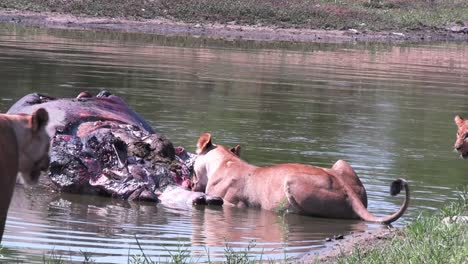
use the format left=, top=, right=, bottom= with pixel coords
left=1, top=9, right=467, bottom=44
left=299, top=227, right=396, bottom=263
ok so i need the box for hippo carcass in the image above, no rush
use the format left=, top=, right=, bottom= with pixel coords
left=7, top=91, right=222, bottom=207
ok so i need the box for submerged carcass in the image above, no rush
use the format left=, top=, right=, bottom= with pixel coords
left=7, top=91, right=222, bottom=207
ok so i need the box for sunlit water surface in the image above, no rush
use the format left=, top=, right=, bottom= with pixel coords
left=0, top=24, right=467, bottom=263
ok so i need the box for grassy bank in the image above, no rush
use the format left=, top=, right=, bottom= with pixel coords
left=332, top=190, right=467, bottom=264
left=1, top=0, right=467, bottom=32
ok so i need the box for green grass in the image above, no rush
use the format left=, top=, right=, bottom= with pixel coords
left=128, top=239, right=271, bottom=264
left=1, top=0, right=467, bottom=31
left=334, top=189, right=468, bottom=264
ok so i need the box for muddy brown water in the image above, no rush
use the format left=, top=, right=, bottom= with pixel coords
left=0, top=24, right=467, bottom=263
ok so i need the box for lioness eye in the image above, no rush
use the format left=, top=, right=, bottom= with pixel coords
left=464, top=134, right=468, bottom=140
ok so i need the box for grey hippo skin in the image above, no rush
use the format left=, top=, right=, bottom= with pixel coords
left=7, top=91, right=222, bottom=208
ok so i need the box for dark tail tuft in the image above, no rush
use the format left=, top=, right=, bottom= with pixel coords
left=390, top=178, right=406, bottom=196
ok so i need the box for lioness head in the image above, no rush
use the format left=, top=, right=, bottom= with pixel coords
left=192, top=133, right=214, bottom=192
left=16, top=108, right=51, bottom=184
left=192, top=133, right=242, bottom=192
left=230, top=144, right=241, bottom=157
left=454, top=115, right=468, bottom=159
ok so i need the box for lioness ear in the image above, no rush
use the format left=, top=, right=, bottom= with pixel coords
left=455, top=115, right=465, bottom=127
left=230, top=144, right=241, bottom=157
left=77, top=91, right=92, bottom=99
left=196, top=133, right=212, bottom=154
left=31, top=108, right=49, bottom=133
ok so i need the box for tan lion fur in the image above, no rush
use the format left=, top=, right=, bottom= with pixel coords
left=192, top=133, right=409, bottom=224
left=0, top=109, right=50, bottom=242
left=454, top=115, right=468, bottom=159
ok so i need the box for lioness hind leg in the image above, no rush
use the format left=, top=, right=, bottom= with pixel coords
left=283, top=180, right=305, bottom=214
left=331, top=159, right=367, bottom=207
left=331, top=160, right=356, bottom=178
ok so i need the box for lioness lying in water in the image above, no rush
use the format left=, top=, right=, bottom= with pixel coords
left=192, top=133, right=410, bottom=224
left=0, top=109, right=50, bottom=242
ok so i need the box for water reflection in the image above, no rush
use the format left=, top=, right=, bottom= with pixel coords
left=190, top=206, right=372, bottom=261
left=5, top=185, right=373, bottom=263
left=0, top=24, right=467, bottom=262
